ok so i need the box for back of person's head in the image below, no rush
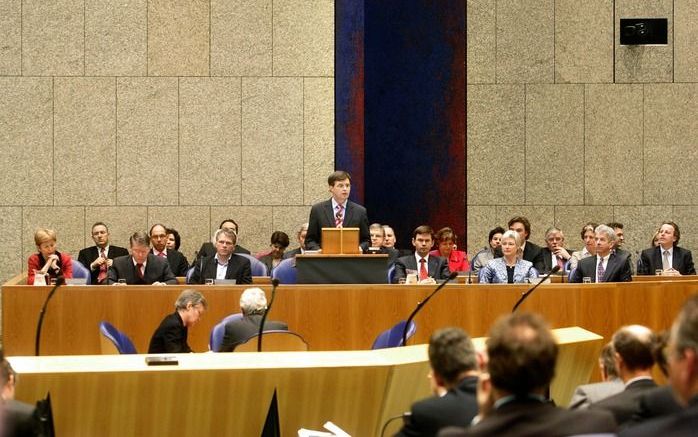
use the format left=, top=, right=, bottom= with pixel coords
left=174, top=289, right=208, bottom=311
left=600, top=342, right=619, bottom=380
left=487, top=312, right=558, bottom=396
left=612, top=325, right=655, bottom=371
left=428, top=327, right=478, bottom=386
left=239, top=287, right=267, bottom=316
left=673, top=294, right=698, bottom=366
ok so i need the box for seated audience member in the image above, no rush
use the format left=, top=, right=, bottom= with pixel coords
left=569, top=342, right=624, bottom=409
left=591, top=325, right=658, bottom=427
left=637, top=221, right=696, bottom=276
left=608, top=222, right=633, bottom=274
left=650, top=228, right=660, bottom=247
left=148, top=289, right=207, bottom=353
left=78, top=222, right=129, bottom=285
left=383, top=225, right=412, bottom=257
left=27, top=228, right=73, bottom=285
left=568, top=222, right=598, bottom=271
left=439, top=313, right=616, bottom=436
left=166, top=227, right=181, bottom=251
left=219, top=287, right=289, bottom=352
left=620, top=295, right=698, bottom=436
left=393, top=225, right=451, bottom=284
left=479, top=230, right=538, bottom=284
left=396, top=327, right=480, bottom=437
left=283, top=223, right=308, bottom=259
left=540, top=227, right=573, bottom=274
left=189, top=228, right=252, bottom=285
left=366, top=223, right=399, bottom=265
left=470, top=226, right=505, bottom=273
left=570, top=224, right=632, bottom=283
left=508, top=216, right=545, bottom=273
left=1, top=350, right=37, bottom=436
left=107, top=232, right=177, bottom=285
left=430, top=227, right=470, bottom=273
left=195, top=219, right=251, bottom=263
left=150, top=224, right=189, bottom=277
left=258, top=231, right=290, bottom=275
left=304, top=170, right=370, bottom=251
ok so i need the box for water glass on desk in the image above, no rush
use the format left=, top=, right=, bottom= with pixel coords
left=582, top=277, right=592, bottom=284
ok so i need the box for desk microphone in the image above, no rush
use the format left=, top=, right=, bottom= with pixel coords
left=402, top=272, right=458, bottom=346
left=35, top=276, right=65, bottom=356
left=257, top=278, right=280, bottom=352
left=511, top=266, right=560, bottom=313
left=467, top=269, right=473, bottom=284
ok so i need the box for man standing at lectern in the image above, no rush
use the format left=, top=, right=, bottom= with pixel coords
left=304, top=170, right=370, bottom=251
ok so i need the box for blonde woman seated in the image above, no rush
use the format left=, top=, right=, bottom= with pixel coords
left=27, top=228, right=73, bottom=285
left=479, top=230, right=538, bottom=284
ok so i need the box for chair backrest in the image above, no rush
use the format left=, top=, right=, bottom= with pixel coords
left=71, top=260, right=91, bottom=284
left=371, top=320, right=417, bottom=349
left=271, top=258, right=297, bottom=284
left=209, top=313, right=243, bottom=352
left=99, top=321, right=137, bottom=354
left=185, top=266, right=196, bottom=284
left=235, top=331, right=308, bottom=352
left=387, top=264, right=396, bottom=283
left=237, top=253, right=268, bottom=276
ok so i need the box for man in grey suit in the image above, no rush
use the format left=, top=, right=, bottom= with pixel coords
left=393, top=225, right=451, bottom=283
left=570, top=342, right=624, bottom=409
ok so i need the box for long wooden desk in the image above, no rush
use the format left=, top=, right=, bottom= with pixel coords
left=2, top=281, right=696, bottom=356
left=9, top=327, right=602, bottom=436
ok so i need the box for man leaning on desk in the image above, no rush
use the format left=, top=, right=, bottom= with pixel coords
left=107, top=231, right=177, bottom=285
left=304, top=170, right=370, bottom=251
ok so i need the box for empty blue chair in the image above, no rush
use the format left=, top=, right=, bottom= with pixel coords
left=371, top=320, right=417, bottom=349
left=237, top=253, right=268, bottom=276
left=99, top=321, right=137, bottom=354
left=209, top=313, right=243, bottom=352
left=271, top=258, right=297, bottom=284
left=71, top=260, right=91, bottom=284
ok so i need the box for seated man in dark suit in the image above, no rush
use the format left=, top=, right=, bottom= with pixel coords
left=148, top=289, right=207, bottom=353
left=1, top=350, right=38, bottom=436
left=570, top=224, right=632, bottom=282
left=283, top=223, right=308, bottom=259
left=188, top=228, right=252, bottom=284
left=77, top=221, right=130, bottom=284
left=591, top=325, right=658, bottom=428
left=393, top=225, right=451, bottom=284
left=150, top=224, right=189, bottom=277
left=220, top=287, right=288, bottom=352
left=620, top=295, right=698, bottom=436
left=107, top=232, right=177, bottom=285
left=439, top=313, right=616, bottom=437
left=305, top=170, right=370, bottom=251
left=396, top=327, right=479, bottom=437
left=195, top=219, right=251, bottom=263
left=366, top=223, right=399, bottom=265
left=540, top=227, right=573, bottom=274
left=637, top=221, right=696, bottom=276
left=508, top=216, right=545, bottom=273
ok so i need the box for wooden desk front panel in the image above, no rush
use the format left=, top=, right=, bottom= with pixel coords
left=3, top=281, right=697, bottom=355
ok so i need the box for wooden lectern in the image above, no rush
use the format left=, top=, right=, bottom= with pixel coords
left=321, top=227, right=360, bottom=254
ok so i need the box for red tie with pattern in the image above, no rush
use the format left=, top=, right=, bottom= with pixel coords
left=136, top=263, right=144, bottom=281
left=419, top=258, right=428, bottom=280
left=335, top=204, right=344, bottom=227
left=97, top=249, right=108, bottom=284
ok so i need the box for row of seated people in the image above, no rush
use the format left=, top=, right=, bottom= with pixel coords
left=393, top=295, right=698, bottom=436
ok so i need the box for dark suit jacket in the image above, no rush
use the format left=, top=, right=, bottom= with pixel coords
left=637, top=245, right=696, bottom=275
left=619, top=396, right=698, bottom=437
left=592, top=378, right=657, bottom=427
left=4, top=399, right=37, bottom=437
left=570, top=252, right=632, bottom=283
left=540, top=247, right=573, bottom=274
left=627, top=385, right=682, bottom=426
left=188, top=254, right=252, bottom=284
left=396, top=376, right=478, bottom=437
left=107, top=254, right=177, bottom=285
left=195, top=241, right=251, bottom=263
left=282, top=247, right=302, bottom=259
left=438, top=398, right=617, bottom=437
left=522, top=241, right=546, bottom=273
left=151, top=248, right=189, bottom=277
left=393, top=254, right=451, bottom=283
left=305, top=199, right=370, bottom=250
left=77, top=244, right=130, bottom=284
left=148, top=311, right=191, bottom=353
left=220, top=314, right=288, bottom=352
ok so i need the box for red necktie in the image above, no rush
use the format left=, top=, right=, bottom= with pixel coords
left=557, top=256, right=565, bottom=270
left=97, top=249, right=108, bottom=284
left=136, top=263, right=144, bottom=280
left=157, top=251, right=166, bottom=258
left=419, top=258, right=428, bottom=280
left=335, top=205, right=344, bottom=227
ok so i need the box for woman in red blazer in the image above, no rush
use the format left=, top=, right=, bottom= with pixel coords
left=430, top=227, right=470, bottom=273
left=27, top=228, right=73, bottom=285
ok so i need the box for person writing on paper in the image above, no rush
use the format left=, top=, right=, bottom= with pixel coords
left=188, top=228, right=252, bottom=285
left=304, top=170, right=370, bottom=251
left=219, top=287, right=288, bottom=352
left=148, top=289, right=207, bottom=353
left=392, top=225, right=451, bottom=284
left=479, top=230, right=538, bottom=284
left=27, top=228, right=73, bottom=285
left=107, top=232, right=177, bottom=285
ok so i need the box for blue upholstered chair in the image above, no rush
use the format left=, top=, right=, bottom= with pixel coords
left=271, top=258, right=297, bottom=284
left=70, top=260, right=91, bottom=284
left=99, top=321, right=137, bottom=354
left=371, top=320, right=417, bottom=349
left=237, top=253, right=268, bottom=277
left=209, top=313, right=243, bottom=352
